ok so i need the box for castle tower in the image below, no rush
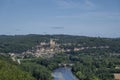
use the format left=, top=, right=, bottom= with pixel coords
left=50, top=39, right=55, bottom=49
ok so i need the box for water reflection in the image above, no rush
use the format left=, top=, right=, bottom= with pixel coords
left=53, top=67, right=78, bottom=80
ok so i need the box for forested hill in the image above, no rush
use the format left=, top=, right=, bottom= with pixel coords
left=0, top=34, right=120, bottom=53
left=0, top=55, right=36, bottom=80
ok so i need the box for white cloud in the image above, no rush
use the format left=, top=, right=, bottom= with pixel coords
left=84, top=0, right=95, bottom=9
left=55, top=12, right=120, bottom=20
left=54, top=0, right=78, bottom=8
left=53, top=0, right=95, bottom=9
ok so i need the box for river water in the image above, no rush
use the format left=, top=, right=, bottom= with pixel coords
left=53, top=67, right=78, bottom=80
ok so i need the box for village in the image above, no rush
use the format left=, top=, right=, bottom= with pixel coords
left=8, top=38, right=110, bottom=59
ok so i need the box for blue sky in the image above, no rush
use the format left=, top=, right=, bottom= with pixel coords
left=0, top=0, right=120, bottom=38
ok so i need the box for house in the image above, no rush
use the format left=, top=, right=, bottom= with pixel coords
left=114, top=74, right=120, bottom=80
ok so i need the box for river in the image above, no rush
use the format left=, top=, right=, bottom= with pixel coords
left=53, top=67, right=78, bottom=80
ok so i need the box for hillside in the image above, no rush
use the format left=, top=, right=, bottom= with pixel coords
left=0, top=55, right=36, bottom=80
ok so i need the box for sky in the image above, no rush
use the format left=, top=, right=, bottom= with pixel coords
left=0, top=0, right=120, bottom=38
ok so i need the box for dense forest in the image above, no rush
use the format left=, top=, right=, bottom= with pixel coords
left=0, top=34, right=120, bottom=80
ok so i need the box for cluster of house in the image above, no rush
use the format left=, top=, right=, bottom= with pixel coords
left=7, top=39, right=110, bottom=58
left=22, top=39, right=110, bottom=57
left=21, top=39, right=66, bottom=58
left=73, top=46, right=109, bottom=51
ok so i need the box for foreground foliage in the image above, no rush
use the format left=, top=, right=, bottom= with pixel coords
left=0, top=55, right=36, bottom=80
left=20, top=62, right=53, bottom=80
